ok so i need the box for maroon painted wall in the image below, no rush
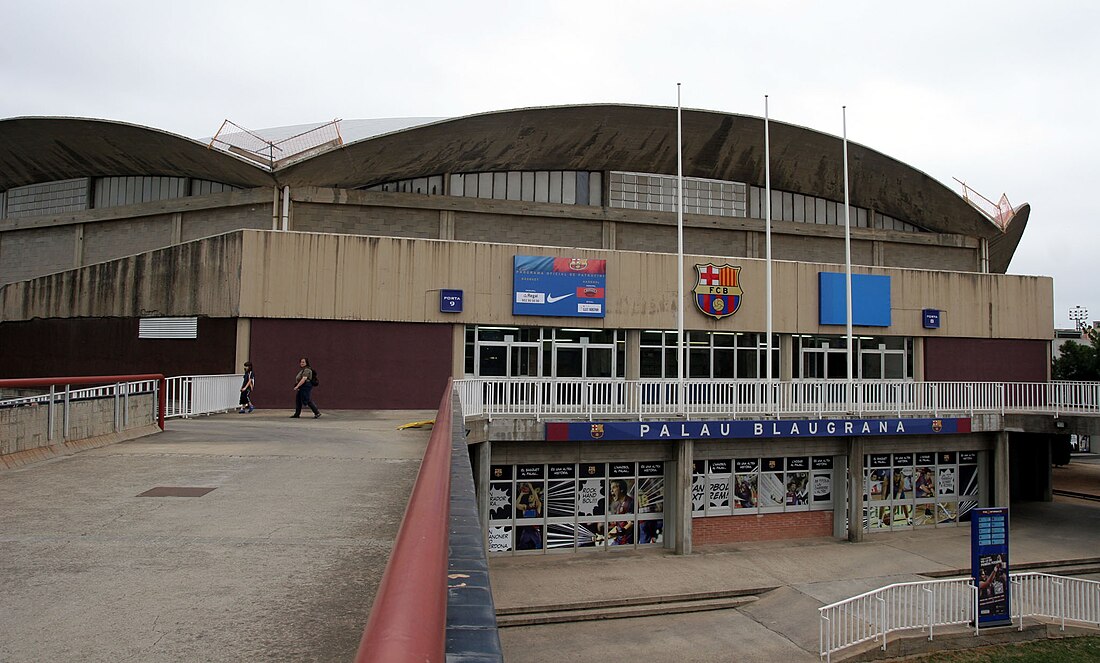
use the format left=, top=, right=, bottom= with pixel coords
left=0, top=317, right=237, bottom=379
left=924, top=337, right=1050, bottom=382
left=247, top=319, right=453, bottom=410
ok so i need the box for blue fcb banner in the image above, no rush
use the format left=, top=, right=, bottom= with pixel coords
left=513, top=255, right=607, bottom=318
left=546, top=417, right=972, bottom=441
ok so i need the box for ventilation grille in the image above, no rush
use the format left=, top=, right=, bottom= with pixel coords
left=139, top=317, right=198, bottom=339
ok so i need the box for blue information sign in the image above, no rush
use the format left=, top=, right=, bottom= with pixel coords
left=971, top=507, right=1011, bottom=627
left=923, top=309, right=941, bottom=329
left=440, top=289, right=463, bottom=313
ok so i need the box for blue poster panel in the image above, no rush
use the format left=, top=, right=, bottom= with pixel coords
left=513, top=255, right=607, bottom=318
left=819, top=272, right=892, bottom=326
left=971, top=507, right=1011, bottom=627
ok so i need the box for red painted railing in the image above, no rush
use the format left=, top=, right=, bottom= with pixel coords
left=355, top=379, right=453, bottom=663
left=0, top=374, right=167, bottom=430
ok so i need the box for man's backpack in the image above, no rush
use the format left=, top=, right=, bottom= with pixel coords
left=310, top=369, right=319, bottom=387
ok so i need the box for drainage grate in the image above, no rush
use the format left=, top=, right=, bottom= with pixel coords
left=137, top=486, right=217, bottom=498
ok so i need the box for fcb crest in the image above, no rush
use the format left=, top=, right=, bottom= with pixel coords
left=932, top=420, right=943, bottom=433
left=590, top=424, right=605, bottom=440
left=694, top=263, right=743, bottom=320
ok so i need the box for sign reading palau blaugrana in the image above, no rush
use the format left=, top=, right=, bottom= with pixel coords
left=972, top=507, right=1011, bottom=627
left=513, top=255, right=607, bottom=318
left=547, top=417, right=972, bottom=441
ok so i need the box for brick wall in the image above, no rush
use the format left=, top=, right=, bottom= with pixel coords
left=454, top=212, right=602, bottom=247
left=0, top=225, right=76, bottom=285
left=82, top=216, right=174, bottom=265
left=181, top=206, right=271, bottom=241
left=693, top=510, right=833, bottom=545
left=293, top=203, right=439, bottom=238
left=884, top=243, right=975, bottom=271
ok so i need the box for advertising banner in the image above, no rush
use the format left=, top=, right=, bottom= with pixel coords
left=513, top=255, right=607, bottom=318
left=971, top=507, right=1011, bottom=627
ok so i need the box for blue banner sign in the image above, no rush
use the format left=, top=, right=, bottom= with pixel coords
left=513, top=255, right=607, bottom=318
left=972, top=507, right=1011, bottom=627
left=819, top=272, right=892, bottom=327
left=546, top=417, right=972, bottom=442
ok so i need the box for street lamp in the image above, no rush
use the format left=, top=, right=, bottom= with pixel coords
left=1069, top=305, right=1089, bottom=333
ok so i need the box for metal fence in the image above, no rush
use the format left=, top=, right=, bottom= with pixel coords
left=0, top=375, right=166, bottom=442
left=164, top=374, right=242, bottom=418
left=819, top=572, right=1100, bottom=661
left=454, top=378, right=1100, bottom=421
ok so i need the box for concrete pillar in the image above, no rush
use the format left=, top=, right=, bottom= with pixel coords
left=73, top=224, right=85, bottom=268
left=993, top=431, right=1010, bottom=507
left=234, top=318, right=251, bottom=369
left=438, top=210, right=455, bottom=239
left=912, top=338, right=925, bottom=381
left=625, top=330, right=641, bottom=380
left=779, top=334, right=793, bottom=381
left=171, top=212, right=183, bottom=245
left=847, top=437, right=864, bottom=542
left=834, top=453, right=849, bottom=539
left=675, top=438, right=694, bottom=555
left=602, top=220, right=617, bottom=250
left=451, top=324, right=466, bottom=379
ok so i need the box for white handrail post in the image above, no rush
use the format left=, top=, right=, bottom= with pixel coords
left=1000, top=383, right=1005, bottom=417
left=63, top=384, right=71, bottom=440
left=113, top=381, right=121, bottom=433
left=967, top=384, right=974, bottom=419
left=47, top=385, right=55, bottom=442
left=1059, top=578, right=1066, bottom=631
left=878, top=595, right=887, bottom=651
left=925, top=585, right=934, bottom=640
left=973, top=583, right=979, bottom=636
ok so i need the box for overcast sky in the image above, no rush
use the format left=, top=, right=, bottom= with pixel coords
left=2, top=1, right=1096, bottom=329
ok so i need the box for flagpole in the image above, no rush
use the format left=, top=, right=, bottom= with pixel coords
left=764, top=95, right=773, bottom=416
left=842, top=106, right=854, bottom=413
left=677, top=83, right=685, bottom=417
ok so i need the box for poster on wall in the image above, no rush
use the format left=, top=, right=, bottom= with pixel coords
left=513, top=255, right=607, bottom=318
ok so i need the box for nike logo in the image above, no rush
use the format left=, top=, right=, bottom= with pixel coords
left=547, top=293, right=573, bottom=303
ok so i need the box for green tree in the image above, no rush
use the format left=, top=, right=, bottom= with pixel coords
left=1053, top=327, right=1100, bottom=381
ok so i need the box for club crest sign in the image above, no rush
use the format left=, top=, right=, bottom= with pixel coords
left=694, top=263, right=743, bottom=320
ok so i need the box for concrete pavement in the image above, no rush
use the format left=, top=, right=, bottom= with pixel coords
left=492, top=455, right=1100, bottom=663
left=0, top=409, right=434, bottom=663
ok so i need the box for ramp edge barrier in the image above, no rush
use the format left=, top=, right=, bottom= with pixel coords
left=0, top=374, right=166, bottom=431
left=355, top=379, right=454, bottom=663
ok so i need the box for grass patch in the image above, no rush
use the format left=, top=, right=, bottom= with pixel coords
left=909, top=636, right=1100, bottom=662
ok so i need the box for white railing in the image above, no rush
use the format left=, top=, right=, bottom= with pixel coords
left=820, top=576, right=977, bottom=662
left=454, top=378, right=1100, bottom=421
left=819, top=572, right=1100, bottom=662
left=164, top=374, right=242, bottom=418
left=1012, top=572, right=1100, bottom=632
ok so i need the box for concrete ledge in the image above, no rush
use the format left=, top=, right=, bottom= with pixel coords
left=0, top=423, right=161, bottom=470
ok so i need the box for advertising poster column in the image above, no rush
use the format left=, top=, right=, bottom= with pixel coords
left=971, top=507, right=1011, bottom=627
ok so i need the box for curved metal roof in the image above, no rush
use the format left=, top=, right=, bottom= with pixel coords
left=0, top=117, right=273, bottom=191
left=1, top=106, right=1003, bottom=240
left=276, top=104, right=1003, bottom=238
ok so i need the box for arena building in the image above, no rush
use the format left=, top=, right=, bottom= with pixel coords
left=0, top=104, right=1071, bottom=554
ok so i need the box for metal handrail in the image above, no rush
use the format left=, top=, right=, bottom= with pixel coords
left=819, top=572, right=1100, bottom=661
left=454, top=378, right=1100, bottom=421
left=164, top=374, right=242, bottom=419
left=355, top=378, right=454, bottom=663
left=0, top=375, right=165, bottom=433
